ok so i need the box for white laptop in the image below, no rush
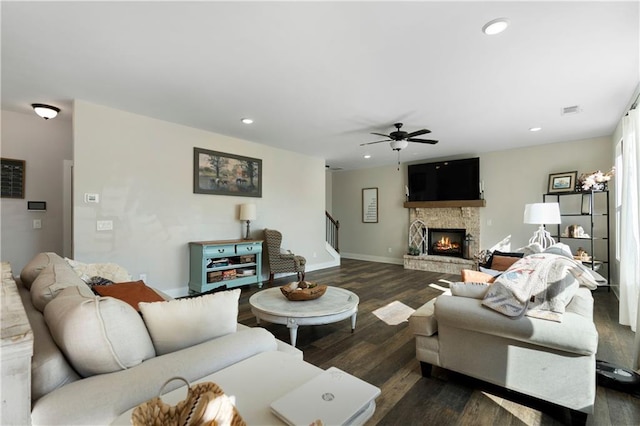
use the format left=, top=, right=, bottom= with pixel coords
left=270, top=367, right=381, bottom=426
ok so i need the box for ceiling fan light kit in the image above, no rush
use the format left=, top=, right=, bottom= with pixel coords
left=390, top=140, right=408, bottom=151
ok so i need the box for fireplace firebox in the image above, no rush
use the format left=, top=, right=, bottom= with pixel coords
left=426, top=228, right=466, bottom=258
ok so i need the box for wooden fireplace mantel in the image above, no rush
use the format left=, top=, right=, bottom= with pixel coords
left=404, top=200, right=486, bottom=208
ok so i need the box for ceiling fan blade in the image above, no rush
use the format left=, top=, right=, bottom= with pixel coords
left=406, top=129, right=431, bottom=138
left=360, top=139, right=391, bottom=146
left=370, top=132, right=391, bottom=138
left=407, top=138, right=439, bottom=144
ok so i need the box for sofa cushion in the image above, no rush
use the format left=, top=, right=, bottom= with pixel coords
left=44, top=286, right=155, bottom=377
left=488, top=251, right=524, bottom=271
left=461, top=269, right=496, bottom=283
left=139, top=289, right=240, bottom=355
left=435, top=291, right=598, bottom=355
left=30, top=263, right=95, bottom=312
left=93, top=280, right=164, bottom=311
left=20, top=252, right=66, bottom=289
left=450, top=282, right=491, bottom=299
left=409, top=296, right=444, bottom=337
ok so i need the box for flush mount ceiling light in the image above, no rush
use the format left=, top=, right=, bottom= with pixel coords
left=364, top=154, right=371, bottom=159
left=240, top=118, right=254, bottom=124
left=482, top=18, right=510, bottom=35
left=529, top=127, right=542, bottom=132
left=31, top=103, right=60, bottom=120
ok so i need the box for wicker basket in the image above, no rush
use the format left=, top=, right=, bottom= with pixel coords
left=131, top=377, right=246, bottom=426
left=280, top=282, right=327, bottom=301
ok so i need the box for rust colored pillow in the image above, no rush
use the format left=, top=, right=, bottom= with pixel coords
left=490, top=255, right=522, bottom=272
left=93, top=281, right=164, bottom=311
left=461, top=269, right=496, bottom=284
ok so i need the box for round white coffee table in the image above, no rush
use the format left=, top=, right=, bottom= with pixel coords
left=249, top=286, right=359, bottom=347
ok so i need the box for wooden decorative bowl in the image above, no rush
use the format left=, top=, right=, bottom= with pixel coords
left=280, top=282, right=327, bottom=301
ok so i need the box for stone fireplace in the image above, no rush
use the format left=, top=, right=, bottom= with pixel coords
left=404, top=204, right=482, bottom=274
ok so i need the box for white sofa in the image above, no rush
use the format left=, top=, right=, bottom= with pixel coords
left=409, top=249, right=601, bottom=424
left=2, top=253, right=301, bottom=425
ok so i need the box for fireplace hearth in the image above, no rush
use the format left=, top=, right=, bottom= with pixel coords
left=426, top=228, right=466, bottom=258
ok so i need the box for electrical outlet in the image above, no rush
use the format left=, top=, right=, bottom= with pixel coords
left=388, top=247, right=392, bottom=253
left=96, top=220, right=113, bottom=231
left=33, top=219, right=42, bottom=229
left=139, top=274, right=147, bottom=282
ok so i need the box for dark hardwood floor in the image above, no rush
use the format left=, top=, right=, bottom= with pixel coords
left=237, top=259, right=640, bottom=425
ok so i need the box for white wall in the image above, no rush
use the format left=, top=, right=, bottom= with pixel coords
left=0, top=110, right=73, bottom=272
left=332, top=136, right=615, bottom=267
left=480, top=136, right=613, bottom=250
left=331, top=164, right=409, bottom=263
left=73, top=100, right=333, bottom=295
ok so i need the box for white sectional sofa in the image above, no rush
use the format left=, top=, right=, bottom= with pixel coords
left=409, top=247, right=601, bottom=424
left=2, top=252, right=301, bottom=425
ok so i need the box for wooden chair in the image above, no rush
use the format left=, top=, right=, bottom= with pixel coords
left=264, top=229, right=306, bottom=284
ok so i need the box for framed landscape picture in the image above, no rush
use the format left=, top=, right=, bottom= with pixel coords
left=547, top=171, right=577, bottom=194
left=193, top=148, right=262, bottom=197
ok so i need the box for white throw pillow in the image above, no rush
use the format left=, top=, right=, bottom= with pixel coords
left=139, top=289, right=240, bottom=355
left=450, top=282, right=491, bottom=299
left=44, top=286, right=155, bottom=377
left=65, top=258, right=132, bottom=283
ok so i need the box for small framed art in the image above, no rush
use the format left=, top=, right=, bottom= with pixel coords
left=547, top=171, right=577, bottom=194
left=362, top=187, right=378, bottom=223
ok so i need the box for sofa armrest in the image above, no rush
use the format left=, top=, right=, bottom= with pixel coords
left=434, top=293, right=598, bottom=356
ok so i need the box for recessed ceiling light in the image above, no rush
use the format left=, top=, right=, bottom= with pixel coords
left=241, top=118, right=254, bottom=124
left=529, top=127, right=542, bottom=132
left=364, top=154, right=371, bottom=159
left=482, top=18, right=510, bottom=35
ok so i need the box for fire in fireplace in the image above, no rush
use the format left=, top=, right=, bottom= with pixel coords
left=426, top=228, right=466, bottom=258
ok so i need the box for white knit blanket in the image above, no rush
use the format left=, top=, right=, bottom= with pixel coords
left=482, top=253, right=597, bottom=322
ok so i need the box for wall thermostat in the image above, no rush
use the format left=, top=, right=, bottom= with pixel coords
left=27, top=201, right=46, bottom=211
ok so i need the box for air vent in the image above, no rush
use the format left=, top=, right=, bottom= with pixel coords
left=561, top=105, right=582, bottom=115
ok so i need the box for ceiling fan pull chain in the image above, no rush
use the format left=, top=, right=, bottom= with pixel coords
left=397, top=150, right=401, bottom=171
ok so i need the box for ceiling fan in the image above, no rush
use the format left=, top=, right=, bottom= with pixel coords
left=361, top=122, right=439, bottom=170
left=360, top=122, right=438, bottom=151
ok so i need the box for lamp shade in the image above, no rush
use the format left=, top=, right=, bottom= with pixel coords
left=239, top=203, right=256, bottom=221
left=523, top=203, right=561, bottom=225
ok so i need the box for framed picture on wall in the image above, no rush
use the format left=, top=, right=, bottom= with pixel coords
left=193, top=148, right=262, bottom=197
left=547, top=171, right=577, bottom=194
left=362, top=187, right=378, bottom=223
left=1, top=157, right=25, bottom=198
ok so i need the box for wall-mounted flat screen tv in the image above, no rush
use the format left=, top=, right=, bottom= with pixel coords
left=408, top=157, right=480, bottom=201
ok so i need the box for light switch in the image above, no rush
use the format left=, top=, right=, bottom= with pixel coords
left=97, top=220, right=113, bottom=231
left=33, top=219, right=42, bottom=229
left=85, top=193, right=100, bottom=203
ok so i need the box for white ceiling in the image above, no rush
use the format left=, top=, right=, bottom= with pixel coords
left=2, top=1, right=639, bottom=170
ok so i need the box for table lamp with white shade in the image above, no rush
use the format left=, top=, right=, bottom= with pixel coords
left=239, top=203, right=256, bottom=240
left=523, top=202, right=561, bottom=249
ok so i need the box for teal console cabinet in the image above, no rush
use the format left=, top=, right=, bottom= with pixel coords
left=189, top=239, right=263, bottom=294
